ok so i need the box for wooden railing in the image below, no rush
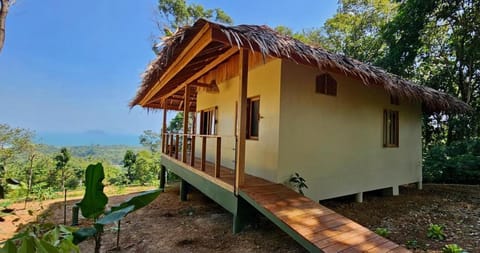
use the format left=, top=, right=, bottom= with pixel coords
left=162, top=133, right=222, bottom=178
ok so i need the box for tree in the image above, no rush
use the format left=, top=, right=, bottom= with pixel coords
left=153, top=0, right=233, bottom=53
left=122, top=150, right=136, bottom=183
left=0, top=124, right=33, bottom=198
left=139, top=130, right=161, bottom=153
left=321, top=0, right=398, bottom=64
left=382, top=0, right=480, bottom=144
left=0, top=0, right=14, bottom=54
left=54, top=147, right=70, bottom=225
left=167, top=112, right=184, bottom=133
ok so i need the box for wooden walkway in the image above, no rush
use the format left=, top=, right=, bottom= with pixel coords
left=166, top=154, right=409, bottom=252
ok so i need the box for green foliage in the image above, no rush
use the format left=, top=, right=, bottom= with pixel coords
left=157, top=0, right=233, bottom=33
left=375, top=227, right=390, bottom=237
left=139, top=130, right=161, bottom=153
left=442, top=244, right=465, bottom=253
left=427, top=224, right=446, bottom=240
left=322, top=0, right=397, bottom=64
left=167, top=112, right=184, bottom=133
left=289, top=173, right=308, bottom=195
left=77, top=163, right=108, bottom=219
left=110, top=189, right=161, bottom=214
left=123, top=150, right=136, bottom=183
left=423, top=139, right=480, bottom=184
left=0, top=223, right=79, bottom=253
left=31, top=183, right=58, bottom=201
left=405, top=239, right=420, bottom=250
left=132, top=151, right=160, bottom=185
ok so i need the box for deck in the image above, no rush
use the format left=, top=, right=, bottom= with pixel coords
left=161, top=153, right=409, bottom=253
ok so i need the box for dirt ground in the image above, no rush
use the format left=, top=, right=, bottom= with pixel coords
left=1, top=184, right=479, bottom=252
left=322, top=184, right=480, bottom=252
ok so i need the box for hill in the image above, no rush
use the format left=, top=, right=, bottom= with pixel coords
left=37, top=144, right=147, bottom=165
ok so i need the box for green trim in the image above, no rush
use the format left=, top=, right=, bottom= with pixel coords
left=239, top=191, right=321, bottom=253
left=161, top=156, right=237, bottom=214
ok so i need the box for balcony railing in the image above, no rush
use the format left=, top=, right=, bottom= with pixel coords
left=162, top=133, right=223, bottom=178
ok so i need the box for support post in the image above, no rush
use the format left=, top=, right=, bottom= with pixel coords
left=235, top=49, right=248, bottom=193
left=201, top=136, right=206, bottom=171
left=175, top=135, right=180, bottom=160
left=180, top=179, right=189, bottom=201
left=355, top=192, right=363, bottom=203
left=215, top=137, right=221, bottom=177
left=233, top=196, right=256, bottom=234
left=182, top=85, right=190, bottom=162
left=169, top=134, right=174, bottom=156
left=190, top=136, right=196, bottom=166
left=159, top=165, right=166, bottom=192
left=162, top=109, right=167, bottom=153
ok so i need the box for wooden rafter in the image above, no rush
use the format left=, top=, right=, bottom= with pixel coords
left=139, top=23, right=212, bottom=106
left=158, top=47, right=238, bottom=103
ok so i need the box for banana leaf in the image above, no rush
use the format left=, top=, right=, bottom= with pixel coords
left=110, top=189, right=160, bottom=213
left=96, top=205, right=134, bottom=226
left=77, top=163, right=108, bottom=219
left=72, top=227, right=97, bottom=245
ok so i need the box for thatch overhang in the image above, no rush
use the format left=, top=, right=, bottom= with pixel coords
left=131, top=19, right=470, bottom=113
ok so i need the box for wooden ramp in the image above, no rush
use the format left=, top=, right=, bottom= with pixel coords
left=239, top=183, right=410, bottom=253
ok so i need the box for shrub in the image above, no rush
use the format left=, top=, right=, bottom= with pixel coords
left=442, top=244, right=465, bottom=253
left=423, top=139, right=480, bottom=184
left=427, top=224, right=446, bottom=240
left=375, top=227, right=390, bottom=237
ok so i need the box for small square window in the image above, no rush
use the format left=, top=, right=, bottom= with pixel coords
left=316, top=74, right=337, bottom=96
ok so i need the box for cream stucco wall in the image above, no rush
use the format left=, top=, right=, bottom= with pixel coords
left=277, top=60, right=423, bottom=201
left=194, top=59, right=282, bottom=182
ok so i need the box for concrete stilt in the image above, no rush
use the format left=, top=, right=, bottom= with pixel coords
left=417, top=181, right=423, bottom=190
left=159, top=166, right=166, bottom=192
left=355, top=192, right=363, bottom=203
left=180, top=179, right=189, bottom=201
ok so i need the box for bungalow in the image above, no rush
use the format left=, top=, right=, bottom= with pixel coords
left=130, top=19, right=468, bottom=252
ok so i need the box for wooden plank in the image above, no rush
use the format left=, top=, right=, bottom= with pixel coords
left=182, top=85, right=190, bottom=162
left=235, top=48, right=248, bottom=191
left=175, top=135, right=180, bottom=159
left=190, top=136, right=196, bottom=166
left=139, top=24, right=212, bottom=105
left=201, top=136, right=206, bottom=171
left=215, top=137, right=221, bottom=177
left=157, top=47, right=238, bottom=103
left=169, top=134, right=174, bottom=156
left=162, top=109, right=167, bottom=153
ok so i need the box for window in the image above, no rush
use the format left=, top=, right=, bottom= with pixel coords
left=390, top=95, right=400, bottom=105
left=247, top=96, right=260, bottom=139
left=316, top=73, right=337, bottom=96
left=383, top=110, right=399, bottom=147
left=199, top=107, right=217, bottom=135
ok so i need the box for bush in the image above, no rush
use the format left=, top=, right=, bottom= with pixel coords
left=423, top=139, right=480, bottom=184
left=375, top=227, right=390, bottom=237
left=427, top=224, right=446, bottom=240
left=442, top=244, right=465, bottom=253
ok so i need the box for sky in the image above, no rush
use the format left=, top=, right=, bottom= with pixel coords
left=0, top=0, right=337, bottom=145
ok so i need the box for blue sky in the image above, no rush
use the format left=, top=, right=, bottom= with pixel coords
left=0, top=0, right=337, bottom=143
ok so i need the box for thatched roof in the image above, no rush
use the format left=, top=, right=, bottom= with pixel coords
left=131, top=19, right=470, bottom=113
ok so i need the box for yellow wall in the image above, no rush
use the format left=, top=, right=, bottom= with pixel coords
left=194, top=59, right=282, bottom=182
left=278, top=60, right=423, bottom=200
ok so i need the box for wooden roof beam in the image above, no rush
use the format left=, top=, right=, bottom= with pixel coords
left=159, top=47, right=238, bottom=102
left=139, top=23, right=213, bottom=106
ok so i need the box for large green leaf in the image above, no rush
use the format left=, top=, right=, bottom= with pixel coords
left=77, top=163, right=108, bottom=219
left=72, top=227, right=97, bottom=245
left=96, top=205, right=134, bottom=226
left=110, top=189, right=160, bottom=213
left=0, top=240, right=17, bottom=253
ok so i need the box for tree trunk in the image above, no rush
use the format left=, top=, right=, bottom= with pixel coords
left=24, top=154, right=35, bottom=209
left=0, top=0, right=10, bottom=54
